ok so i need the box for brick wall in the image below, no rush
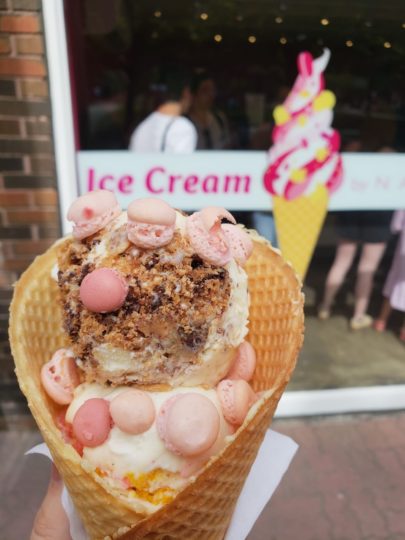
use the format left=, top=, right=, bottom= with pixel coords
left=0, top=0, right=60, bottom=385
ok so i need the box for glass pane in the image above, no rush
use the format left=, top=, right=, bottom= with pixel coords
left=65, top=0, right=405, bottom=394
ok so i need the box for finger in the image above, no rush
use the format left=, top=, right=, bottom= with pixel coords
left=31, top=464, right=72, bottom=540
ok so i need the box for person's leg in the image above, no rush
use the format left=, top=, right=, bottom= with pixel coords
left=319, top=241, right=357, bottom=315
left=374, top=297, right=392, bottom=331
left=352, top=242, right=386, bottom=322
left=400, top=319, right=405, bottom=342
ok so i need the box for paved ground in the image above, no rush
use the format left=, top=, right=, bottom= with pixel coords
left=1, top=410, right=405, bottom=540
left=291, top=314, right=405, bottom=390
left=248, top=412, right=405, bottom=540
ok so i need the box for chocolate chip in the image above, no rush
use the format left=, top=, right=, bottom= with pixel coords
left=78, top=263, right=93, bottom=285
left=191, top=255, right=203, bottom=269
left=145, top=254, right=160, bottom=270
left=178, top=326, right=208, bottom=351
left=70, top=253, right=82, bottom=265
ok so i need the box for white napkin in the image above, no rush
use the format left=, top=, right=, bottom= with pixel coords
left=27, top=430, right=297, bottom=540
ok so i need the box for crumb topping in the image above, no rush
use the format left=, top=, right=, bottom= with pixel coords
left=57, top=224, right=231, bottom=383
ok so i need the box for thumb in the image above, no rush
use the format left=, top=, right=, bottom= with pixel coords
left=31, top=464, right=72, bottom=540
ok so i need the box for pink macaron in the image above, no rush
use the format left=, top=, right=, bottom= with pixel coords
left=79, top=267, right=128, bottom=313
left=127, top=198, right=176, bottom=249
left=226, top=342, right=257, bottom=382
left=72, top=398, right=112, bottom=448
left=186, top=207, right=236, bottom=266
left=222, top=224, right=253, bottom=266
left=217, top=379, right=257, bottom=426
left=40, top=348, right=79, bottom=405
left=67, top=190, right=121, bottom=240
left=157, top=393, right=220, bottom=457
left=109, top=390, right=155, bottom=435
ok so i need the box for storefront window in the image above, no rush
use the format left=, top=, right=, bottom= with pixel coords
left=65, top=0, right=405, bottom=397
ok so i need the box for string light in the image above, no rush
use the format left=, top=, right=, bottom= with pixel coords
left=154, top=10, right=162, bottom=18
left=402, top=23, right=405, bottom=29
left=346, top=40, right=353, bottom=47
left=248, top=35, right=257, bottom=44
left=320, top=18, right=329, bottom=26
left=200, top=12, right=208, bottom=20
left=280, top=36, right=287, bottom=45
left=275, top=16, right=283, bottom=24
left=384, top=41, right=392, bottom=48
left=214, top=34, right=223, bottom=43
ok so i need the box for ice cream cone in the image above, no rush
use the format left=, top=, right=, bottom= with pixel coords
left=273, top=184, right=329, bottom=280
left=9, top=231, right=304, bottom=540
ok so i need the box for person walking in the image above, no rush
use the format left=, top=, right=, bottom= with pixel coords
left=374, top=210, right=405, bottom=342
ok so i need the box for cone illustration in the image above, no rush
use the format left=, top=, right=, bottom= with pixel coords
left=10, top=231, right=304, bottom=540
left=264, top=48, right=343, bottom=280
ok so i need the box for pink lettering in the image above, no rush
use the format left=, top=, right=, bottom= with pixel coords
left=351, top=179, right=367, bottom=192
left=87, top=168, right=96, bottom=191
left=99, top=175, right=114, bottom=190
left=169, top=175, right=182, bottom=193
left=375, top=177, right=390, bottom=190
left=118, top=175, right=134, bottom=194
left=224, top=175, right=250, bottom=193
left=184, top=175, right=199, bottom=193
left=145, top=167, right=165, bottom=194
left=202, top=175, right=219, bottom=193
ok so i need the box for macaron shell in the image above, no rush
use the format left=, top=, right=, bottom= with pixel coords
left=217, top=379, right=256, bottom=426
left=127, top=222, right=175, bottom=249
left=67, top=190, right=118, bottom=222
left=40, top=349, right=79, bottom=405
left=186, top=211, right=232, bottom=266
left=222, top=224, right=253, bottom=265
left=156, top=395, right=181, bottom=455
left=79, top=268, right=128, bottom=313
left=226, top=341, right=257, bottom=381
left=110, top=389, right=155, bottom=435
left=67, top=190, right=121, bottom=239
left=127, top=198, right=176, bottom=225
left=72, top=398, right=112, bottom=448
left=199, top=207, right=236, bottom=231
left=158, top=393, right=220, bottom=457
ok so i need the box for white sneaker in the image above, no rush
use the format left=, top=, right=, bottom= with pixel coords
left=350, top=314, right=373, bottom=330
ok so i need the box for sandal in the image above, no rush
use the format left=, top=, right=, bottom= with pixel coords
left=318, top=306, right=330, bottom=320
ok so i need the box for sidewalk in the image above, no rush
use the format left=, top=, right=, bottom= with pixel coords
left=249, top=412, right=405, bottom=540
left=1, top=411, right=404, bottom=540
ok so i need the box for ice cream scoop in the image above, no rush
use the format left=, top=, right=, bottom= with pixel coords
left=110, top=390, right=155, bottom=435
left=264, top=49, right=342, bottom=201
left=226, top=341, right=256, bottom=381
left=72, top=398, right=112, bottom=448
left=79, top=268, right=128, bottom=313
left=127, top=198, right=176, bottom=248
left=222, top=225, right=253, bottom=266
left=67, top=190, right=121, bottom=240
left=40, top=348, right=79, bottom=405
left=186, top=207, right=236, bottom=266
left=217, top=379, right=257, bottom=426
left=157, top=393, right=220, bottom=457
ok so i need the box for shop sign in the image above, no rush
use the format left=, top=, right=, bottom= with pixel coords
left=77, top=151, right=405, bottom=210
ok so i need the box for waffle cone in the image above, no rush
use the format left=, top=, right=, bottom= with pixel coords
left=273, top=184, right=329, bottom=280
left=9, top=231, right=304, bottom=540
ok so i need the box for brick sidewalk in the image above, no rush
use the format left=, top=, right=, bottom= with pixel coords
left=248, top=412, right=405, bottom=540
